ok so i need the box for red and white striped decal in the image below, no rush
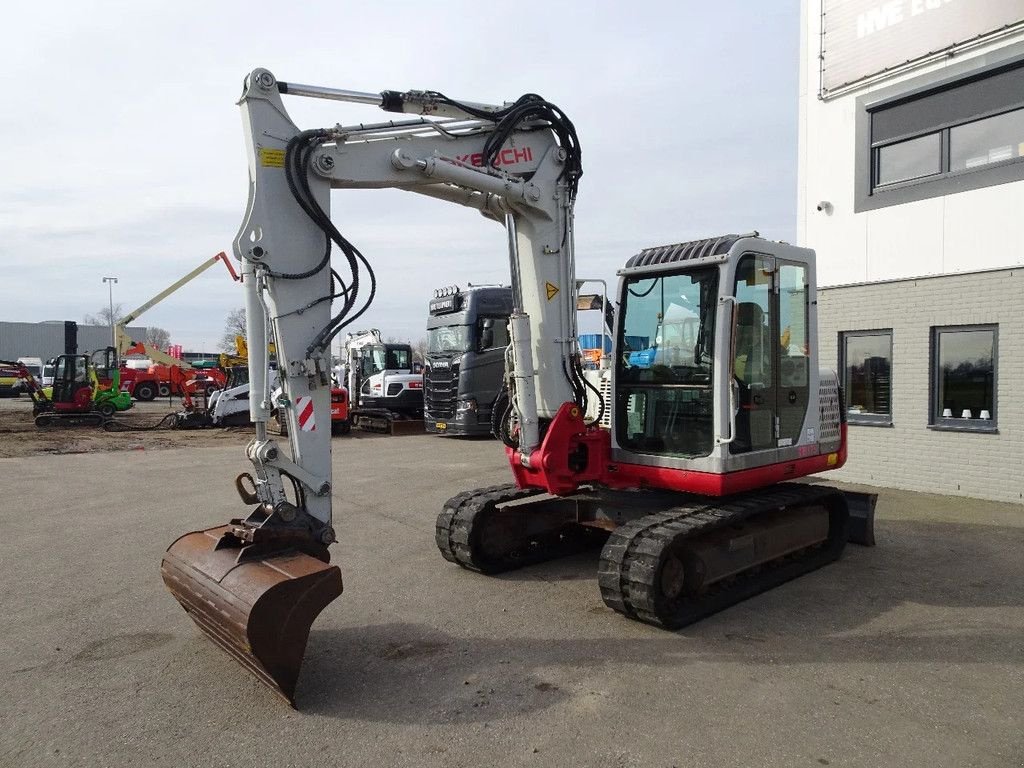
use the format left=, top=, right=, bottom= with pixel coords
left=295, top=396, right=316, bottom=432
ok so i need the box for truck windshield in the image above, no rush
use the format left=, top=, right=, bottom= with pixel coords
left=428, top=326, right=471, bottom=355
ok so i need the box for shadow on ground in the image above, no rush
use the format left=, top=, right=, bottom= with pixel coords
left=298, top=516, right=1023, bottom=722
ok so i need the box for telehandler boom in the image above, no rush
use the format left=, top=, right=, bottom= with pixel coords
left=162, top=69, right=874, bottom=706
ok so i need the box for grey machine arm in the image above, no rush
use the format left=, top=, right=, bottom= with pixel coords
left=234, top=68, right=585, bottom=534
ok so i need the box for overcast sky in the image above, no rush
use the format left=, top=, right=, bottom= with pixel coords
left=0, top=1, right=799, bottom=353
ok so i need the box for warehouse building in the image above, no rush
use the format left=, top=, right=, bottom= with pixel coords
left=798, top=0, right=1024, bottom=502
left=0, top=321, right=147, bottom=364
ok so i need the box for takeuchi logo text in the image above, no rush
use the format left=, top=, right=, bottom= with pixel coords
left=453, top=146, right=534, bottom=168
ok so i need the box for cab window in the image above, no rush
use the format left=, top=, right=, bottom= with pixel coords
left=477, top=317, right=510, bottom=351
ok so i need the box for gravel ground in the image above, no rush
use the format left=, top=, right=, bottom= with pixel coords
left=0, top=396, right=254, bottom=458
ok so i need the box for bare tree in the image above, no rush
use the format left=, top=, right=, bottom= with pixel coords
left=412, top=337, right=428, bottom=363
left=146, top=326, right=171, bottom=351
left=219, top=307, right=247, bottom=352
left=83, top=303, right=124, bottom=327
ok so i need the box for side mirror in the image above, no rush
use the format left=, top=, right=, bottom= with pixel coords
left=480, top=318, right=495, bottom=350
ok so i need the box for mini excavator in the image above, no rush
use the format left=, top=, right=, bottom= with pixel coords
left=161, top=69, right=875, bottom=705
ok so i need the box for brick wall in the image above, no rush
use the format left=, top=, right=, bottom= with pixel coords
left=817, top=267, right=1023, bottom=503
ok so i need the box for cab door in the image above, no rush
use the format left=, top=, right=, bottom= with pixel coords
left=730, top=255, right=810, bottom=455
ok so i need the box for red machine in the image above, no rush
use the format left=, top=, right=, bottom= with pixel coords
left=115, top=251, right=240, bottom=400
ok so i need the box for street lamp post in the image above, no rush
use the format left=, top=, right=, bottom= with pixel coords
left=102, top=276, right=118, bottom=348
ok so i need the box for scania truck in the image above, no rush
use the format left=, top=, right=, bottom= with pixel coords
left=424, top=285, right=512, bottom=436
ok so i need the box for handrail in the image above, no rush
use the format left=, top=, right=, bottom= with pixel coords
left=715, top=295, right=739, bottom=446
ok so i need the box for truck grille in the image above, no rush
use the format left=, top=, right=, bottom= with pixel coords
left=425, top=366, right=458, bottom=419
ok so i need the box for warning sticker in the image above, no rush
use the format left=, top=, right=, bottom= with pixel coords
left=295, top=396, right=316, bottom=432
left=259, top=147, right=285, bottom=168
left=545, top=282, right=559, bottom=301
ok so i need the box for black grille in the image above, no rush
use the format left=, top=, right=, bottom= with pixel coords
left=387, top=382, right=403, bottom=396
left=425, top=365, right=458, bottom=419
left=625, top=232, right=757, bottom=269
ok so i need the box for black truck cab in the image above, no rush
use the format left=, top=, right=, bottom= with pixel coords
left=425, top=285, right=513, bottom=436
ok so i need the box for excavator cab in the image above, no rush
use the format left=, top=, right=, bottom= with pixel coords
left=50, top=355, right=93, bottom=410
left=611, top=239, right=829, bottom=482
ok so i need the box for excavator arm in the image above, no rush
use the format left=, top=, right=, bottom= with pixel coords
left=162, top=68, right=588, bottom=706
left=234, top=68, right=586, bottom=528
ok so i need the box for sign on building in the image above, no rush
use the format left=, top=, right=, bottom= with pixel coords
left=820, top=0, right=1024, bottom=96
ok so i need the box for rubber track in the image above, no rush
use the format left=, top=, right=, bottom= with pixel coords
left=597, top=483, right=848, bottom=629
left=35, top=413, right=107, bottom=428
left=436, top=483, right=544, bottom=574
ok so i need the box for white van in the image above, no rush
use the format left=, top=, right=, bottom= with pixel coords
left=17, top=357, right=43, bottom=378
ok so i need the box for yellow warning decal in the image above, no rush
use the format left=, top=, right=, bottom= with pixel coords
left=545, top=282, right=559, bottom=301
left=259, top=147, right=285, bottom=168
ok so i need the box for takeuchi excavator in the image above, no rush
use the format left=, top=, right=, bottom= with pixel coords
left=161, top=69, right=876, bottom=706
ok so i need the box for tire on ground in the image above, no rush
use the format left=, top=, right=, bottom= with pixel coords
left=133, top=382, right=156, bottom=401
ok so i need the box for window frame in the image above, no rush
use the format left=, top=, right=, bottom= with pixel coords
left=615, top=265, right=720, bottom=460
left=929, top=324, right=999, bottom=433
left=838, top=329, right=894, bottom=427
left=855, top=44, right=1024, bottom=212
left=871, top=104, right=1024, bottom=193
left=476, top=315, right=510, bottom=352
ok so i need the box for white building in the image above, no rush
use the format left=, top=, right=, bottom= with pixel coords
left=798, top=0, right=1024, bottom=502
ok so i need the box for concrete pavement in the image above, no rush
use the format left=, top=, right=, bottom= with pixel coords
left=1, top=435, right=1021, bottom=767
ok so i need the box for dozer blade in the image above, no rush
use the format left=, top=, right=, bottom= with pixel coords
left=389, top=418, right=425, bottom=436
left=161, top=525, right=343, bottom=706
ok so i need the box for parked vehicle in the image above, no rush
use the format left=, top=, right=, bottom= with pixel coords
left=114, top=251, right=239, bottom=400
left=424, top=285, right=512, bottom=436
left=1, top=352, right=131, bottom=424
left=0, top=362, right=21, bottom=397
left=160, top=70, right=875, bottom=705
left=343, top=329, right=423, bottom=433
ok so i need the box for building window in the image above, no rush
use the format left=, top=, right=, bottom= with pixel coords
left=840, top=331, right=892, bottom=425
left=857, top=55, right=1024, bottom=211
left=931, top=326, right=997, bottom=431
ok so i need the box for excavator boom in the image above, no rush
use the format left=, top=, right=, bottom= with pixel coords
left=162, top=68, right=583, bottom=703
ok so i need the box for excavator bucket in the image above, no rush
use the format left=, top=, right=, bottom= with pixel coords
left=161, top=525, right=342, bottom=706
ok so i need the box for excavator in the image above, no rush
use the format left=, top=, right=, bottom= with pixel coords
left=3, top=350, right=132, bottom=426
left=161, top=69, right=876, bottom=706
left=341, top=328, right=424, bottom=434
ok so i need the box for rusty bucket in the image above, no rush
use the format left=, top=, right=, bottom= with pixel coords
left=161, top=525, right=343, bottom=706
